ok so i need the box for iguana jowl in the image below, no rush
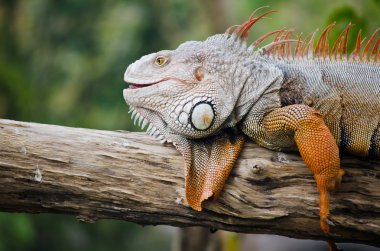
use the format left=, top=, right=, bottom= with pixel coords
left=123, top=8, right=380, bottom=235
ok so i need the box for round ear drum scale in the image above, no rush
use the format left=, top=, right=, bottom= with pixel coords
left=189, top=101, right=215, bottom=131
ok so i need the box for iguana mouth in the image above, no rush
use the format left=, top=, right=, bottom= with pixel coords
left=126, top=77, right=188, bottom=89
left=128, top=83, right=156, bottom=89
left=126, top=78, right=170, bottom=89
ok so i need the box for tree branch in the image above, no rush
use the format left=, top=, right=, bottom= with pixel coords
left=0, top=119, right=379, bottom=246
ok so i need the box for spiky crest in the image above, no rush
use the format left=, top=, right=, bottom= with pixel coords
left=225, top=7, right=380, bottom=62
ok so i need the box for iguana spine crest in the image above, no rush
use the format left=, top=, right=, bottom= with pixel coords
left=227, top=7, right=379, bottom=62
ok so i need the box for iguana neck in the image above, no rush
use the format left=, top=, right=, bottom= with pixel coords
left=224, top=58, right=285, bottom=127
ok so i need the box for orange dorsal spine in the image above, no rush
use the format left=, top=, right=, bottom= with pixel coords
left=226, top=8, right=379, bottom=63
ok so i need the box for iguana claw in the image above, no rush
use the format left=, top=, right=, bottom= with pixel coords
left=324, top=217, right=335, bottom=227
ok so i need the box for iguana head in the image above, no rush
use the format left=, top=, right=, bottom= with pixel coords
left=123, top=8, right=284, bottom=210
left=123, top=34, right=254, bottom=143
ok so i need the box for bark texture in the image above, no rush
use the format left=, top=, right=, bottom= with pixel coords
left=0, top=119, right=379, bottom=246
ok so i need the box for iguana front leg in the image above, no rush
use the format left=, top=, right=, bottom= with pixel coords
left=262, top=104, right=345, bottom=233
left=175, top=129, right=245, bottom=210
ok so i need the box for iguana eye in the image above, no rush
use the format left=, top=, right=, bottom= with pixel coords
left=154, top=56, right=167, bottom=66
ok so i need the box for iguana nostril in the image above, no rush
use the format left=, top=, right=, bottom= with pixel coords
left=190, top=102, right=215, bottom=130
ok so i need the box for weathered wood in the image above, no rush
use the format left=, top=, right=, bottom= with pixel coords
left=0, top=119, right=379, bottom=246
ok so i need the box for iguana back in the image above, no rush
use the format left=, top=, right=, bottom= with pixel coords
left=274, top=60, right=380, bottom=157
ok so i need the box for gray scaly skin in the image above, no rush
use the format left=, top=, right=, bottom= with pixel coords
left=123, top=9, right=380, bottom=243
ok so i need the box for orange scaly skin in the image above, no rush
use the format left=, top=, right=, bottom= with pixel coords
left=182, top=131, right=245, bottom=211
left=263, top=105, right=345, bottom=233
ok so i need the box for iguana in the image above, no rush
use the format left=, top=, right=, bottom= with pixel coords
left=123, top=6, right=379, bottom=241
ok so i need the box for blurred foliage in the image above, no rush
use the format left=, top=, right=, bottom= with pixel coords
left=0, top=0, right=379, bottom=250
left=0, top=213, right=172, bottom=251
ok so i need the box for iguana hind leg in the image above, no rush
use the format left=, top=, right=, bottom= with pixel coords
left=263, top=104, right=345, bottom=233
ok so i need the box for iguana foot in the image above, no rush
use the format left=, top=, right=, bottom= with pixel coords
left=322, top=216, right=335, bottom=233
left=315, top=170, right=344, bottom=234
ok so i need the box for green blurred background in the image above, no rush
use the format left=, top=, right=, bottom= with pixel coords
left=0, top=0, right=379, bottom=250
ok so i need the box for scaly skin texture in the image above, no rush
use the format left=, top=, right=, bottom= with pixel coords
left=122, top=8, right=379, bottom=243
left=262, top=104, right=345, bottom=233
